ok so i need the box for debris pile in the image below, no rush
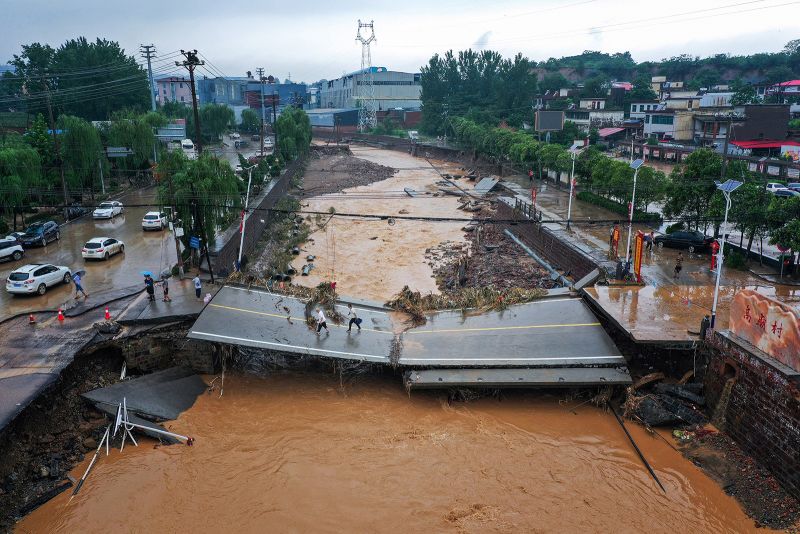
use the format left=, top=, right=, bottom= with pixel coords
left=301, top=146, right=397, bottom=196
left=623, top=373, right=706, bottom=427
left=428, top=206, right=558, bottom=293
left=385, top=285, right=548, bottom=326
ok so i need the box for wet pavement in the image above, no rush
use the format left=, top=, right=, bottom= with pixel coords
left=0, top=188, right=177, bottom=322
left=189, top=286, right=627, bottom=374
left=502, top=176, right=800, bottom=342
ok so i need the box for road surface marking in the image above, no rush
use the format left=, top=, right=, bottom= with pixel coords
left=208, top=303, right=393, bottom=334
left=224, top=286, right=388, bottom=315
left=189, top=331, right=389, bottom=362
left=406, top=322, right=602, bottom=335
left=399, top=356, right=624, bottom=362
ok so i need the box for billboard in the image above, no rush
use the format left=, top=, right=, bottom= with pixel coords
left=729, top=289, right=800, bottom=373
left=534, top=111, right=564, bottom=132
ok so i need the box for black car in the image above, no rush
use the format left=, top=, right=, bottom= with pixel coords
left=773, top=189, right=800, bottom=199
left=19, top=221, right=60, bottom=248
left=654, top=230, right=714, bottom=251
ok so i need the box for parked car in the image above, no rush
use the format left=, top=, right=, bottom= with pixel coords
left=233, top=140, right=250, bottom=149
left=654, top=230, right=714, bottom=251
left=6, top=263, right=71, bottom=296
left=766, top=182, right=787, bottom=193
left=92, top=201, right=123, bottom=219
left=773, top=189, right=800, bottom=198
left=142, top=211, right=168, bottom=231
left=786, top=182, right=800, bottom=193
left=229, top=132, right=241, bottom=140
left=251, top=134, right=260, bottom=142
left=263, top=137, right=274, bottom=149
left=0, top=239, right=24, bottom=262
left=181, top=139, right=195, bottom=151
left=5, top=231, right=25, bottom=241
left=82, top=237, right=125, bottom=260
left=19, top=221, right=60, bottom=248
left=66, top=203, right=89, bottom=221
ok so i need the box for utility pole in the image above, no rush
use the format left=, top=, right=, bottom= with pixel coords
left=266, top=75, right=278, bottom=155
left=41, top=74, right=69, bottom=220
left=140, top=44, right=159, bottom=165
left=256, top=67, right=265, bottom=157
left=176, top=50, right=204, bottom=153
left=140, top=44, right=157, bottom=112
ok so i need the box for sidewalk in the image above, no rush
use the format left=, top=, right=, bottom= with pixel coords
left=499, top=176, right=800, bottom=342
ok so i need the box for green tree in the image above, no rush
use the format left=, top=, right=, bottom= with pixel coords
left=275, top=107, right=311, bottom=162
left=539, top=72, right=569, bottom=93
left=688, top=67, right=721, bottom=90
left=240, top=108, right=260, bottom=134
left=107, top=111, right=156, bottom=168
left=731, top=84, right=759, bottom=105
left=199, top=104, right=234, bottom=142
left=57, top=114, right=104, bottom=194
left=663, top=149, right=721, bottom=230
left=0, top=146, right=42, bottom=229
left=160, top=101, right=190, bottom=119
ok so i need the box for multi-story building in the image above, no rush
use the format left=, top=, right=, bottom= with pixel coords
left=629, top=101, right=662, bottom=120
left=643, top=110, right=694, bottom=141
left=317, top=67, right=421, bottom=110
left=155, top=77, right=193, bottom=105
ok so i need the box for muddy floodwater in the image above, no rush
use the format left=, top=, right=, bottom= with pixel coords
left=18, top=373, right=766, bottom=533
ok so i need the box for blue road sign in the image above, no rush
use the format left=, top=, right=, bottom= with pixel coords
left=189, top=236, right=201, bottom=249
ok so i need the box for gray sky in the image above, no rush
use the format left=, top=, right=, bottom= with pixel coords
left=3, top=0, right=798, bottom=82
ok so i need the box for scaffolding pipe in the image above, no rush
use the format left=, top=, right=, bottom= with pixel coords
left=503, top=229, right=570, bottom=287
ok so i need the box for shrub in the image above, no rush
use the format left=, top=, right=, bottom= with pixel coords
left=726, top=250, right=747, bottom=270
left=576, top=191, right=662, bottom=224
left=0, top=219, right=8, bottom=234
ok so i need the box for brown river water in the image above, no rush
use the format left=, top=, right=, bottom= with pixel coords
left=18, top=372, right=764, bottom=533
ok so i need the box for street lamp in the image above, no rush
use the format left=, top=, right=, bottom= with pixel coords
left=624, top=159, right=644, bottom=265
left=710, top=179, right=743, bottom=329
left=566, top=142, right=584, bottom=230
left=237, top=164, right=257, bottom=267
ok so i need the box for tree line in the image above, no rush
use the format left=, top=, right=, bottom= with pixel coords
left=449, top=117, right=800, bottom=270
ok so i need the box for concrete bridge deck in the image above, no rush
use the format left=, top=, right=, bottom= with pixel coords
left=188, top=286, right=631, bottom=385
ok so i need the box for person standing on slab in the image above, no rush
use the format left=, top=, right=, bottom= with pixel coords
left=674, top=252, right=684, bottom=280
left=144, top=274, right=155, bottom=302
left=315, top=308, right=329, bottom=336
left=72, top=272, right=88, bottom=299
left=346, top=304, right=362, bottom=333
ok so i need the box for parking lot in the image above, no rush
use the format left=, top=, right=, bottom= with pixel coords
left=0, top=187, right=175, bottom=321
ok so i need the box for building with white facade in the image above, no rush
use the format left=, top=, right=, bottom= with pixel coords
left=316, top=67, right=421, bottom=110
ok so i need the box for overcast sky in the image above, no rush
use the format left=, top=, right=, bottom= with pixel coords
left=3, top=0, right=798, bottom=82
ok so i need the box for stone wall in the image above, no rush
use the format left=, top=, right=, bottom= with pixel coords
left=496, top=200, right=610, bottom=282
left=123, top=335, right=220, bottom=374
left=705, top=331, right=800, bottom=499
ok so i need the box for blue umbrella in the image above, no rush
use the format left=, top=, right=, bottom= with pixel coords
left=140, top=270, right=152, bottom=277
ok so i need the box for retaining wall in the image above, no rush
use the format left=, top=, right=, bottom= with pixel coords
left=208, top=157, right=305, bottom=276
left=704, top=331, right=800, bottom=499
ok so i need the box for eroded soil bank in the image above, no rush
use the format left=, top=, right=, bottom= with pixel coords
left=17, top=372, right=772, bottom=534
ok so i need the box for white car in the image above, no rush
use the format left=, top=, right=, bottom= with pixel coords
left=229, top=132, right=241, bottom=140
left=766, top=182, right=787, bottom=193
left=263, top=137, right=274, bottom=149
left=6, top=263, right=72, bottom=296
left=0, top=238, right=24, bottom=262
left=82, top=237, right=125, bottom=260
left=181, top=139, right=195, bottom=151
left=93, top=201, right=123, bottom=219
left=142, top=211, right=168, bottom=231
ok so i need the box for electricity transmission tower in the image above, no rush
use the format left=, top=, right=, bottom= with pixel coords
left=356, top=19, right=377, bottom=132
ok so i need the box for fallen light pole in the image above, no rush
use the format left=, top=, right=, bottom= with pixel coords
left=566, top=142, right=585, bottom=231
left=710, top=179, right=743, bottom=329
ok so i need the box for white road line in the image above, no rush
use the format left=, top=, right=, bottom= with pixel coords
left=224, top=286, right=388, bottom=315
left=189, top=330, right=389, bottom=362
left=399, top=356, right=624, bottom=362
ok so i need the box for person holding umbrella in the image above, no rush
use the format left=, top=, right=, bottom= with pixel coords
left=72, top=270, right=88, bottom=299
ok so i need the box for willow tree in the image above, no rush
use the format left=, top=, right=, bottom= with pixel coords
left=57, top=115, right=104, bottom=195
left=107, top=111, right=157, bottom=169
left=0, top=145, right=42, bottom=229
left=158, top=151, right=240, bottom=251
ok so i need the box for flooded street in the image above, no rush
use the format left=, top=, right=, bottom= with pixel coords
left=18, top=373, right=765, bottom=533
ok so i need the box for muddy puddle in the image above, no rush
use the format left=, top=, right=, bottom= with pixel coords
left=18, top=373, right=767, bottom=533
left=292, top=146, right=470, bottom=302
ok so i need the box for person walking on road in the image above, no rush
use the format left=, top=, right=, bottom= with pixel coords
left=72, top=272, right=88, bottom=299
left=674, top=252, right=684, bottom=280
left=346, top=304, right=362, bottom=333
left=160, top=275, right=172, bottom=302
left=315, top=308, right=329, bottom=336
left=193, top=275, right=202, bottom=299
left=144, top=274, right=155, bottom=302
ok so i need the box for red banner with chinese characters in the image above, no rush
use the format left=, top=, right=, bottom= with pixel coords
left=729, top=289, right=800, bottom=372
left=633, top=231, right=644, bottom=282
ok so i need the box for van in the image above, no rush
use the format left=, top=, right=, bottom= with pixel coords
left=181, top=139, right=195, bottom=151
